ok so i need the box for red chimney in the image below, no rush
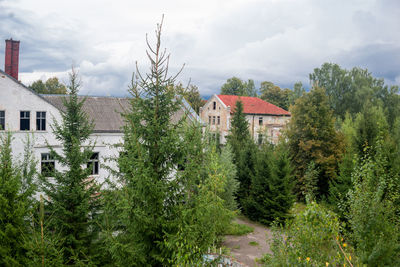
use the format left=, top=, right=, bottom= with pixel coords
left=5, top=39, right=20, bottom=80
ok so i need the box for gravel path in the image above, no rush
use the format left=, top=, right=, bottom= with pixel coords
left=223, top=217, right=272, bottom=267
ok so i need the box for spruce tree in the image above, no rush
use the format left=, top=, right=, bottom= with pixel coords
left=103, top=18, right=234, bottom=266
left=0, top=132, right=30, bottom=265
left=245, top=144, right=294, bottom=225
left=40, top=69, right=100, bottom=264
left=227, top=100, right=256, bottom=210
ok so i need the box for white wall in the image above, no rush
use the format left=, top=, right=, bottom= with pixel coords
left=0, top=74, right=122, bottom=187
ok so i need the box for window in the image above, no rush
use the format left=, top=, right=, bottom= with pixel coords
left=217, top=116, right=220, bottom=125
left=41, top=153, right=55, bottom=177
left=20, top=111, right=30, bottom=131
left=87, top=152, right=99, bottom=175
left=213, top=101, right=216, bottom=110
left=209, top=116, right=211, bottom=124
left=259, top=117, right=263, bottom=126
left=36, top=111, right=46, bottom=131
left=258, top=134, right=263, bottom=145
left=212, top=116, right=216, bottom=125
left=0, top=111, right=4, bottom=130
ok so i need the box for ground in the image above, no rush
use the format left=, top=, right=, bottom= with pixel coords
left=223, top=217, right=272, bottom=267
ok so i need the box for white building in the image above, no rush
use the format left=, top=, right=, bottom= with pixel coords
left=0, top=71, right=201, bottom=185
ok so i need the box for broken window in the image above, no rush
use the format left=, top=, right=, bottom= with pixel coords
left=87, top=152, right=99, bottom=175
left=41, top=153, right=55, bottom=177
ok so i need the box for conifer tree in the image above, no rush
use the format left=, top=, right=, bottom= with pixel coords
left=227, top=100, right=256, bottom=210
left=245, top=144, right=294, bottom=225
left=0, top=132, right=30, bottom=265
left=40, top=69, right=100, bottom=264
left=104, top=18, right=234, bottom=265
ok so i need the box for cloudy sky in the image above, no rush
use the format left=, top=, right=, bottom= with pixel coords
left=0, top=0, right=399, bottom=97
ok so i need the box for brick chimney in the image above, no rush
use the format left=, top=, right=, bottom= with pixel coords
left=5, top=39, right=20, bottom=80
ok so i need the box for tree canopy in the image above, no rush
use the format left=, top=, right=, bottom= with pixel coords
left=30, top=77, right=68, bottom=95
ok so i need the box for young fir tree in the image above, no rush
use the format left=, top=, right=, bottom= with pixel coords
left=227, top=100, right=256, bottom=211
left=40, top=69, right=100, bottom=264
left=0, top=132, right=31, bottom=265
left=218, top=144, right=239, bottom=211
left=245, top=143, right=294, bottom=225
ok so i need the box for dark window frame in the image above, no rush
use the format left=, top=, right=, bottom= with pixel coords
left=213, top=101, right=216, bottom=110
left=87, top=152, right=99, bottom=175
left=20, top=111, right=30, bottom=131
left=212, top=116, right=216, bottom=125
left=217, top=116, right=220, bottom=125
left=0, top=110, right=5, bottom=130
left=41, top=153, right=55, bottom=177
left=36, top=111, right=46, bottom=131
left=259, top=117, right=263, bottom=126
left=208, top=116, right=211, bottom=124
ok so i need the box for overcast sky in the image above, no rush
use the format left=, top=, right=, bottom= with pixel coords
left=0, top=0, right=399, bottom=97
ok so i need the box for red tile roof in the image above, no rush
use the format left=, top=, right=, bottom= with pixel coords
left=217, top=95, right=290, bottom=115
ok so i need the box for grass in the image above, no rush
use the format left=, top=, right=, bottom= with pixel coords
left=224, top=221, right=254, bottom=236
left=248, top=241, right=259, bottom=246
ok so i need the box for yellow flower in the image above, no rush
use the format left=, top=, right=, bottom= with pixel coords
left=349, top=255, right=351, bottom=261
left=326, top=262, right=329, bottom=266
left=298, top=257, right=301, bottom=261
left=336, top=235, right=339, bottom=240
left=343, top=243, right=347, bottom=248
left=306, top=257, right=310, bottom=262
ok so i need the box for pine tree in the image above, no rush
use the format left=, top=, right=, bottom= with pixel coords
left=0, top=132, right=30, bottom=265
left=227, top=100, right=256, bottom=210
left=39, top=69, right=100, bottom=264
left=218, top=144, right=239, bottom=211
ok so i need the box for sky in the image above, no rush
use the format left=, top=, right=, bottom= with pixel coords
left=0, top=0, right=399, bottom=97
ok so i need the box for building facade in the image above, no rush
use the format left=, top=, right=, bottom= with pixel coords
left=200, top=94, right=291, bottom=144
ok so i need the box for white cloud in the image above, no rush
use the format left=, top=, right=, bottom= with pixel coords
left=1, top=0, right=399, bottom=97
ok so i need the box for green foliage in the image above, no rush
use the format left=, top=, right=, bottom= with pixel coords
left=30, top=77, right=67, bottom=95
left=263, top=201, right=355, bottom=266
left=347, top=136, right=400, bottom=266
left=220, top=77, right=257, bottom=96
left=259, top=81, right=293, bottom=110
left=353, top=102, right=389, bottom=156
left=217, top=144, right=239, bottom=211
left=103, top=19, right=233, bottom=266
left=227, top=100, right=257, bottom=211
left=244, top=144, right=294, bottom=225
left=0, top=132, right=31, bottom=265
left=22, top=196, right=64, bottom=267
left=223, top=221, right=254, bottom=236
left=309, top=62, right=400, bottom=124
left=286, top=86, right=344, bottom=199
left=174, top=83, right=204, bottom=114
left=39, top=69, right=100, bottom=264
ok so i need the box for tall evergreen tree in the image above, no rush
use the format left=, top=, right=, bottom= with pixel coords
left=39, top=69, right=100, bottom=264
left=104, top=18, right=233, bottom=266
left=227, top=100, right=256, bottom=210
left=0, top=132, right=30, bottom=265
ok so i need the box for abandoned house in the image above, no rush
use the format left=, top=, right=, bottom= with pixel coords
left=200, top=94, right=291, bottom=144
left=0, top=39, right=201, bottom=184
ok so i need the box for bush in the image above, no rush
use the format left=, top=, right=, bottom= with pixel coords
left=223, top=222, right=254, bottom=236
left=263, top=201, right=355, bottom=266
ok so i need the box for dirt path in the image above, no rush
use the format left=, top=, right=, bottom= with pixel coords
left=223, top=217, right=272, bottom=267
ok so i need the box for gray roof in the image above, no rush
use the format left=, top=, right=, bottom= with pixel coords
left=42, top=95, right=203, bottom=133
left=43, top=95, right=131, bottom=133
